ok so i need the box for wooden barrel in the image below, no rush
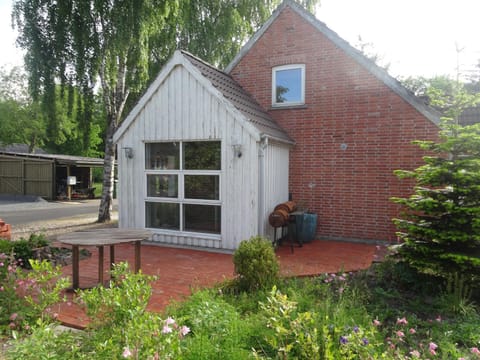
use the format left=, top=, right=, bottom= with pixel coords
left=274, top=201, right=297, bottom=213
left=268, top=209, right=289, bottom=227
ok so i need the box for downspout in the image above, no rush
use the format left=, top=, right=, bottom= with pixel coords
left=258, top=135, right=269, bottom=236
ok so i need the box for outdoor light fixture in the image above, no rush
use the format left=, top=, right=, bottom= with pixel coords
left=232, top=143, right=243, bottom=158
left=123, top=147, right=134, bottom=159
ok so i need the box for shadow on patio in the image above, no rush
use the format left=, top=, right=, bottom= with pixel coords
left=56, top=239, right=383, bottom=329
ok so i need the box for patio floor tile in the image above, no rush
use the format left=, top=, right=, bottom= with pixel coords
left=55, top=239, right=381, bottom=329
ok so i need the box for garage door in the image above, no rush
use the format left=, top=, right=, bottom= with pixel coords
left=0, top=157, right=53, bottom=199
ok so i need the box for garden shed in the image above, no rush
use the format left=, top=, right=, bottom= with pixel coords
left=113, top=50, right=294, bottom=250
left=0, top=151, right=104, bottom=200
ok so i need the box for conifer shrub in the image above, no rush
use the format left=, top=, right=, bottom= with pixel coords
left=392, top=121, right=480, bottom=284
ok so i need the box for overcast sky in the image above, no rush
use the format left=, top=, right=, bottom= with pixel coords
left=1, top=0, right=479, bottom=80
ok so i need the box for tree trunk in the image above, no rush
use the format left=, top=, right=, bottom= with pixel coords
left=97, top=118, right=117, bottom=222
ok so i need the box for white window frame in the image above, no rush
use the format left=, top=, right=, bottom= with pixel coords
left=272, top=64, right=305, bottom=107
left=144, top=141, right=222, bottom=237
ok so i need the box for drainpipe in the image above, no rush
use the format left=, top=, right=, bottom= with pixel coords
left=258, top=135, right=268, bottom=236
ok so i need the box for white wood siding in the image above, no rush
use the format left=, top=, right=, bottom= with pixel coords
left=261, top=142, right=290, bottom=240
left=117, top=65, right=260, bottom=250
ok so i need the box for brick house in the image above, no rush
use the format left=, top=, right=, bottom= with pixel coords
left=114, top=0, right=439, bottom=250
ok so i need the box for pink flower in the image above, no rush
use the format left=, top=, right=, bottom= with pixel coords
left=180, top=325, right=190, bottom=337
left=471, top=347, right=480, bottom=355
left=436, top=315, right=442, bottom=322
left=122, top=347, right=132, bottom=358
left=396, top=317, right=408, bottom=325
left=9, top=313, right=18, bottom=321
left=0, top=262, right=4, bottom=266
left=0, top=286, right=3, bottom=291
left=373, top=319, right=381, bottom=326
left=429, top=342, right=438, bottom=355
left=165, top=317, right=175, bottom=325
left=409, top=328, right=416, bottom=334
left=162, top=325, right=172, bottom=334
left=9, top=322, right=15, bottom=329
left=410, top=350, right=421, bottom=358
left=396, top=330, right=405, bottom=337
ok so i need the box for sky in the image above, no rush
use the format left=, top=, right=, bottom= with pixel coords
left=0, top=0, right=479, bottom=80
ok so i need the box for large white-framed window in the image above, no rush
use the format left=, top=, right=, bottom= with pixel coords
left=144, top=141, right=221, bottom=235
left=272, top=64, right=305, bottom=107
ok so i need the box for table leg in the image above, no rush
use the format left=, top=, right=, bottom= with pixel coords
left=98, top=246, right=104, bottom=286
left=72, top=246, right=79, bottom=289
left=134, top=241, right=141, bottom=273
left=110, top=245, right=115, bottom=271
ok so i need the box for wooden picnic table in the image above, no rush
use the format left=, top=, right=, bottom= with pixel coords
left=57, top=228, right=152, bottom=289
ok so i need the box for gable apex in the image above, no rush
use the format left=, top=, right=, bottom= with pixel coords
left=225, top=0, right=440, bottom=126
left=114, top=50, right=293, bottom=145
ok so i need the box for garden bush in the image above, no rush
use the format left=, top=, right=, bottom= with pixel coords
left=232, top=236, right=279, bottom=292
left=0, top=233, right=49, bottom=269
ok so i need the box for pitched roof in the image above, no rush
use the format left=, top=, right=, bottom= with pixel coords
left=114, top=50, right=294, bottom=144
left=225, top=0, right=441, bottom=126
left=180, top=51, right=293, bottom=144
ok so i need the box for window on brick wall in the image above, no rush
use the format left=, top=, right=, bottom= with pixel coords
left=145, top=141, right=221, bottom=235
left=272, top=64, right=305, bottom=107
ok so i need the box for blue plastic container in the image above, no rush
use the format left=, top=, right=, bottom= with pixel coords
left=296, top=212, right=318, bottom=243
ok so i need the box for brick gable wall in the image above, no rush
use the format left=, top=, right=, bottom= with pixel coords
left=230, top=7, right=439, bottom=242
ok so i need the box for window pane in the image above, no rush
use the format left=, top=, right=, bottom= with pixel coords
left=183, top=141, right=221, bottom=170
left=185, top=175, right=219, bottom=200
left=184, top=204, right=221, bottom=234
left=275, top=68, right=302, bottom=103
left=145, top=202, right=179, bottom=230
left=147, top=175, right=178, bottom=198
left=145, top=143, right=180, bottom=170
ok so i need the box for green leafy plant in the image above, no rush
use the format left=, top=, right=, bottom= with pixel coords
left=0, top=258, right=69, bottom=337
left=78, top=262, right=190, bottom=359
left=232, top=236, right=280, bottom=292
left=0, top=233, right=49, bottom=269
left=170, top=290, right=251, bottom=359
left=254, top=286, right=320, bottom=359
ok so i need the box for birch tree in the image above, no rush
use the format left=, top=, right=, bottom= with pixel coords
left=13, top=0, right=174, bottom=221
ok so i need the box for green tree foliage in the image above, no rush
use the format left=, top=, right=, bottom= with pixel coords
left=401, top=75, right=480, bottom=121
left=13, top=0, right=175, bottom=221
left=0, top=66, right=103, bottom=155
left=392, top=79, right=480, bottom=281
left=0, top=66, right=46, bottom=152
left=392, top=122, right=480, bottom=280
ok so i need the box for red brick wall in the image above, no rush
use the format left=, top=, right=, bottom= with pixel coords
left=0, top=218, right=11, bottom=240
left=230, top=7, right=439, bottom=242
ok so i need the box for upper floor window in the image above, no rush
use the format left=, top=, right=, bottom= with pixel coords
left=272, top=64, right=305, bottom=107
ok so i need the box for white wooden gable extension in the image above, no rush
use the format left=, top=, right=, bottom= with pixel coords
left=114, top=51, right=290, bottom=250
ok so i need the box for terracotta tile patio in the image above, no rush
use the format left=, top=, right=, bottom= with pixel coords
left=54, top=239, right=383, bottom=329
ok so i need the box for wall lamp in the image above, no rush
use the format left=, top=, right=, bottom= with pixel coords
left=232, top=143, right=243, bottom=158
left=123, top=147, right=134, bottom=159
